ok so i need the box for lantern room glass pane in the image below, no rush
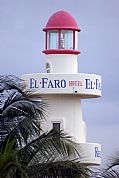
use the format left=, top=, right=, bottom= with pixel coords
left=60, top=30, right=73, bottom=49
left=49, top=31, right=58, bottom=49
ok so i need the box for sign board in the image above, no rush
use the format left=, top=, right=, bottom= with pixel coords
left=22, top=73, right=102, bottom=98
left=76, top=142, right=101, bottom=165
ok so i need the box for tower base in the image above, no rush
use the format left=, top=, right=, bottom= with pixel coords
left=75, top=143, right=101, bottom=165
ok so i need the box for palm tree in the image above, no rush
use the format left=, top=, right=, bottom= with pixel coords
left=21, top=128, right=91, bottom=178
left=0, top=136, right=28, bottom=178
left=28, top=159, right=90, bottom=178
left=0, top=74, right=46, bottom=177
left=0, top=75, right=90, bottom=178
left=96, top=152, right=119, bottom=178
left=0, top=75, right=46, bottom=146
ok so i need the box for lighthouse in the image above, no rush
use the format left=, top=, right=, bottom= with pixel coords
left=22, top=10, right=102, bottom=165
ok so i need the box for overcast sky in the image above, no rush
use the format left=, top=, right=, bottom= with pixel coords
left=0, top=0, right=119, bottom=166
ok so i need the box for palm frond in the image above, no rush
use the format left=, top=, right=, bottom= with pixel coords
left=0, top=75, right=47, bottom=146
left=97, top=152, right=119, bottom=178
left=1, top=101, right=46, bottom=146
left=98, top=168, right=119, bottom=178
left=17, top=129, right=79, bottom=166
left=0, top=136, right=28, bottom=178
left=106, top=152, right=119, bottom=170
left=0, top=75, right=24, bottom=94
left=28, top=160, right=91, bottom=178
left=0, top=75, right=89, bottom=178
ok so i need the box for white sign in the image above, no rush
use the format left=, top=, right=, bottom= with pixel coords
left=77, top=143, right=101, bottom=165
left=22, top=73, right=102, bottom=98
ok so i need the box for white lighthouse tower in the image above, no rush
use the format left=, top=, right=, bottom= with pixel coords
left=22, top=10, right=102, bottom=165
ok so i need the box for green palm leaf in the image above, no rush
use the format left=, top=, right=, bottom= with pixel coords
left=0, top=75, right=47, bottom=147
left=18, top=129, right=79, bottom=166
left=0, top=136, right=28, bottom=178
left=28, top=160, right=90, bottom=178
left=97, top=152, right=119, bottom=178
left=0, top=75, right=90, bottom=178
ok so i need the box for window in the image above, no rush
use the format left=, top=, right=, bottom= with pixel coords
left=60, top=30, right=73, bottom=49
left=53, top=122, right=60, bottom=132
left=47, top=30, right=74, bottom=50
left=49, top=30, right=58, bottom=49
left=45, top=62, right=51, bottom=73
left=53, top=122, right=60, bottom=141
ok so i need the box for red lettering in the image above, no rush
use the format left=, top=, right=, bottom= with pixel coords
left=69, top=80, right=83, bottom=87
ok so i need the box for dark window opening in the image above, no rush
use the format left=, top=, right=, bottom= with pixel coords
left=53, top=122, right=60, bottom=141
left=53, top=122, right=60, bottom=131
left=45, top=62, right=51, bottom=73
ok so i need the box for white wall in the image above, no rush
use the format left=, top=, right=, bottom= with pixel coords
left=45, top=54, right=78, bottom=73
left=41, top=94, right=86, bottom=143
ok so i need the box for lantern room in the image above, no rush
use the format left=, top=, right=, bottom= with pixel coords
left=43, top=10, right=81, bottom=55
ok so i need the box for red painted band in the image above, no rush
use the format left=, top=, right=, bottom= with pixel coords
left=43, top=49, right=80, bottom=55
left=43, top=27, right=80, bottom=32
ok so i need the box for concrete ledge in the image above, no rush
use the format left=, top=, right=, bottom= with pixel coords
left=22, top=73, right=102, bottom=98
left=76, top=142, right=101, bottom=165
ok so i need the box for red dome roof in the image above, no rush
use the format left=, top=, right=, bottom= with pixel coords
left=43, top=10, right=80, bottom=31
